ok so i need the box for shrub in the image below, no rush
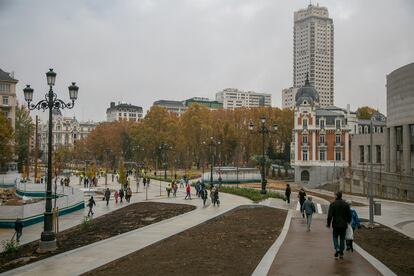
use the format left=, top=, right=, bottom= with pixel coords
left=81, top=216, right=91, bottom=231
left=1, top=239, right=19, bottom=255
left=220, top=186, right=284, bottom=203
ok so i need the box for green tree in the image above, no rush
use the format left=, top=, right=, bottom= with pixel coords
left=0, top=112, right=14, bottom=172
left=14, top=104, right=33, bottom=172
left=356, top=106, right=376, bottom=119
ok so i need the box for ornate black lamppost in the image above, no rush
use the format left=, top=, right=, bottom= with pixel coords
left=202, top=137, right=221, bottom=184
left=248, top=115, right=278, bottom=194
left=23, top=68, right=78, bottom=252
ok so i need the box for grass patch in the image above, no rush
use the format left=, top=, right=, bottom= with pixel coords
left=220, top=186, right=285, bottom=203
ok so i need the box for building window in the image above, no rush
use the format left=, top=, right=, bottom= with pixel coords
left=303, top=118, right=308, bottom=129
left=118, top=112, right=122, bottom=117
left=335, top=151, right=341, bottom=161
left=302, top=150, right=308, bottom=161
left=320, top=119, right=325, bottom=129
left=376, top=145, right=381, bottom=164
left=359, top=146, right=364, bottom=163
left=319, top=134, right=325, bottom=144
left=335, top=119, right=341, bottom=129
left=2, top=96, right=9, bottom=106
left=335, top=134, right=341, bottom=144
left=319, top=150, right=325, bottom=161
left=302, top=134, right=308, bottom=144
left=0, top=84, right=10, bottom=92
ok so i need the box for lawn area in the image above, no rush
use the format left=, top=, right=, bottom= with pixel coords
left=220, top=186, right=285, bottom=203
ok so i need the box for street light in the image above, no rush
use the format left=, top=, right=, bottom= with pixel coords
left=202, top=136, right=221, bottom=184
left=23, top=68, right=78, bottom=252
left=248, top=115, right=278, bottom=194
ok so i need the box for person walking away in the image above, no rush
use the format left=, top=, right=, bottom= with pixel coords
left=172, top=182, right=178, bottom=197
left=87, top=196, right=96, bottom=216
left=185, top=183, right=192, bottom=200
left=285, top=184, right=291, bottom=204
left=126, top=187, right=132, bottom=203
left=327, top=191, right=352, bottom=260
left=166, top=182, right=172, bottom=197
left=303, top=196, right=316, bottom=231
left=114, top=190, right=119, bottom=204
left=119, top=188, right=124, bottom=203
left=201, top=187, right=208, bottom=206
left=104, top=188, right=111, bottom=206
left=346, top=202, right=361, bottom=252
left=147, top=177, right=150, bottom=187
left=143, top=177, right=147, bottom=188
left=213, top=186, right=220, bottom=206
left=298, top=188, right=307, bottom=218
left=14, top=218, right=23, bottom=242
left=180, top=178, right=185, bottom=189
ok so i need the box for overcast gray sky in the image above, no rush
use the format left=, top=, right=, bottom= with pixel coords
left=1, top=0, right=413, bottom=122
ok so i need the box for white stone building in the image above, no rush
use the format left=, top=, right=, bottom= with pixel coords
left=294, top=4, right=334, bottom=107
left=106, top=101, right=143, bottom=122
left=215, top=88, right=271, bottom=109
left=153, top=100, right=187, bottom=116
left=0, top=69, right=18, bottom=130
left=281, top=87, right=298, bottom=109
left=39, top=110, right=97, bottom=158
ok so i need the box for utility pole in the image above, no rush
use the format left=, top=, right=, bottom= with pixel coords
left=369, top=119, right=374, bottom=225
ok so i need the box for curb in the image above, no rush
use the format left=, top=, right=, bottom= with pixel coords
left=252, top=209, right=293, bottom=276
left=353, top=243, right=396, bottom=276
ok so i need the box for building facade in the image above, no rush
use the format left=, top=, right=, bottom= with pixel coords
left=106, top=102, right=143, bottom=122
left=293, top=4, right=334, bottom=107
left=281, top=87, right=298, bottom=109
left=153, top=100, right=187, bottom=116
left=0, top=69, right=18, bottom=130
left=39, top=110, right=97, bottom=159
left=184, top=97, right=223, bottom=110
left=215, top=88, right=271, bottom=109
left=385, top=62, right=414, bottom=176
left=291, top=76, right=356, bottom=187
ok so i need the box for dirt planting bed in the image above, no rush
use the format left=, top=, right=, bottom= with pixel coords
left=85, top=206, right=287, bottom=276
left=0, top=202, right=195, bottom=273
left=355, top=222, right=414, bottom=276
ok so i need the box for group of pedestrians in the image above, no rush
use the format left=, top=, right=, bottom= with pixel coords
left=287, top=184, right=361, bottom=260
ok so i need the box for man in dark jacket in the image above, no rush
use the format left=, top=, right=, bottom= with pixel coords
left=87, top=196, right=96, bottom=216
left=327, top=191, right=351, bottom=259
left=298, top=188, right=306, bottom=218
left=104, top=188, right=111, bottom=206
left=285, top=184, right=291, bottom=204
left=14, top=218, right=23, bottom=242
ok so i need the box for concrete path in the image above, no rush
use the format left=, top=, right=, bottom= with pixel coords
left=3, top=185, right=251, bottom=275
left=268, top=214, right=381, bottom=276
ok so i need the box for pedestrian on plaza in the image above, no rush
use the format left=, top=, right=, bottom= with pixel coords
left=195, top=181, right=201, bottom=197
left=112, top=174, right=114, bottom=182
left=114, top=190, right=119, bottom=204
left=119, top=188, right=124, bottom=203
left=60, top=178, right=64, bottom=186
left=185, top=183, right=192, bottom=200
left=143, top=177, right=147, bottom=188
left=303, top=196, right=316, bottom=231
left=87, top=196, right=96, bottom=216
left=285, top=184, right=291, bottom=204
left=136, top=177, right=140, bottom=193
left=14, top=218, right=23, bottom=242
left=180, top=178, right=185, bottom=188
left=298, top=188, right=307, bottom=218
left=327, top=191, right=352, bottom=260
left=212, top=186, right=220, bottom=206
left=346, top=202, right=361, bottom=252
left=83, top=177, right=88, bottom=188
left=172, top=181, right=178, bottom=197
left=166, top=182, right=172, bottom=197
left=104, top=188, right=111, bottom=206
left=201, top=187, right=208, bottom=206
left=126, top=187, right=132, bottom=203
left=147, top=177, right=150, bottom=187
left=174, top=173, right=177, bottom=180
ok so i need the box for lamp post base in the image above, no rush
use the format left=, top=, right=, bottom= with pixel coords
left=38, top=239, right=57, bottom=253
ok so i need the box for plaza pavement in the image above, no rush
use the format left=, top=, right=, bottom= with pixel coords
left=1, top=176, right=398, bottom=275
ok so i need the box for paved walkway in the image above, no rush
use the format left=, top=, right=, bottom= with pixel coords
left=268, top=213, right=381, bottom=276
left=3, top=182, right=251, bottom=275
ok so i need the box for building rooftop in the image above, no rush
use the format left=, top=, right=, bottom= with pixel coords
left=153, top=100, right=185, bottom=106
left=0, top=69, right=18, bottom=83
left=107, top=102, right=142, bottom=113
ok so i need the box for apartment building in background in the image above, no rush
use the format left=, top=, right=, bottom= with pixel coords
left=106, top=101, right=143, bottom=122
left=0, top=68, right=18, bottom=130
left=282, top=87, right=298, bottom=109
left=216, top=88, right=271, bottom=109
left=293, top=3, right=334, bottom=107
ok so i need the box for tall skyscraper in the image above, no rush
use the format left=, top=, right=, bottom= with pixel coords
left=293, top=3, right=334, bottom=106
